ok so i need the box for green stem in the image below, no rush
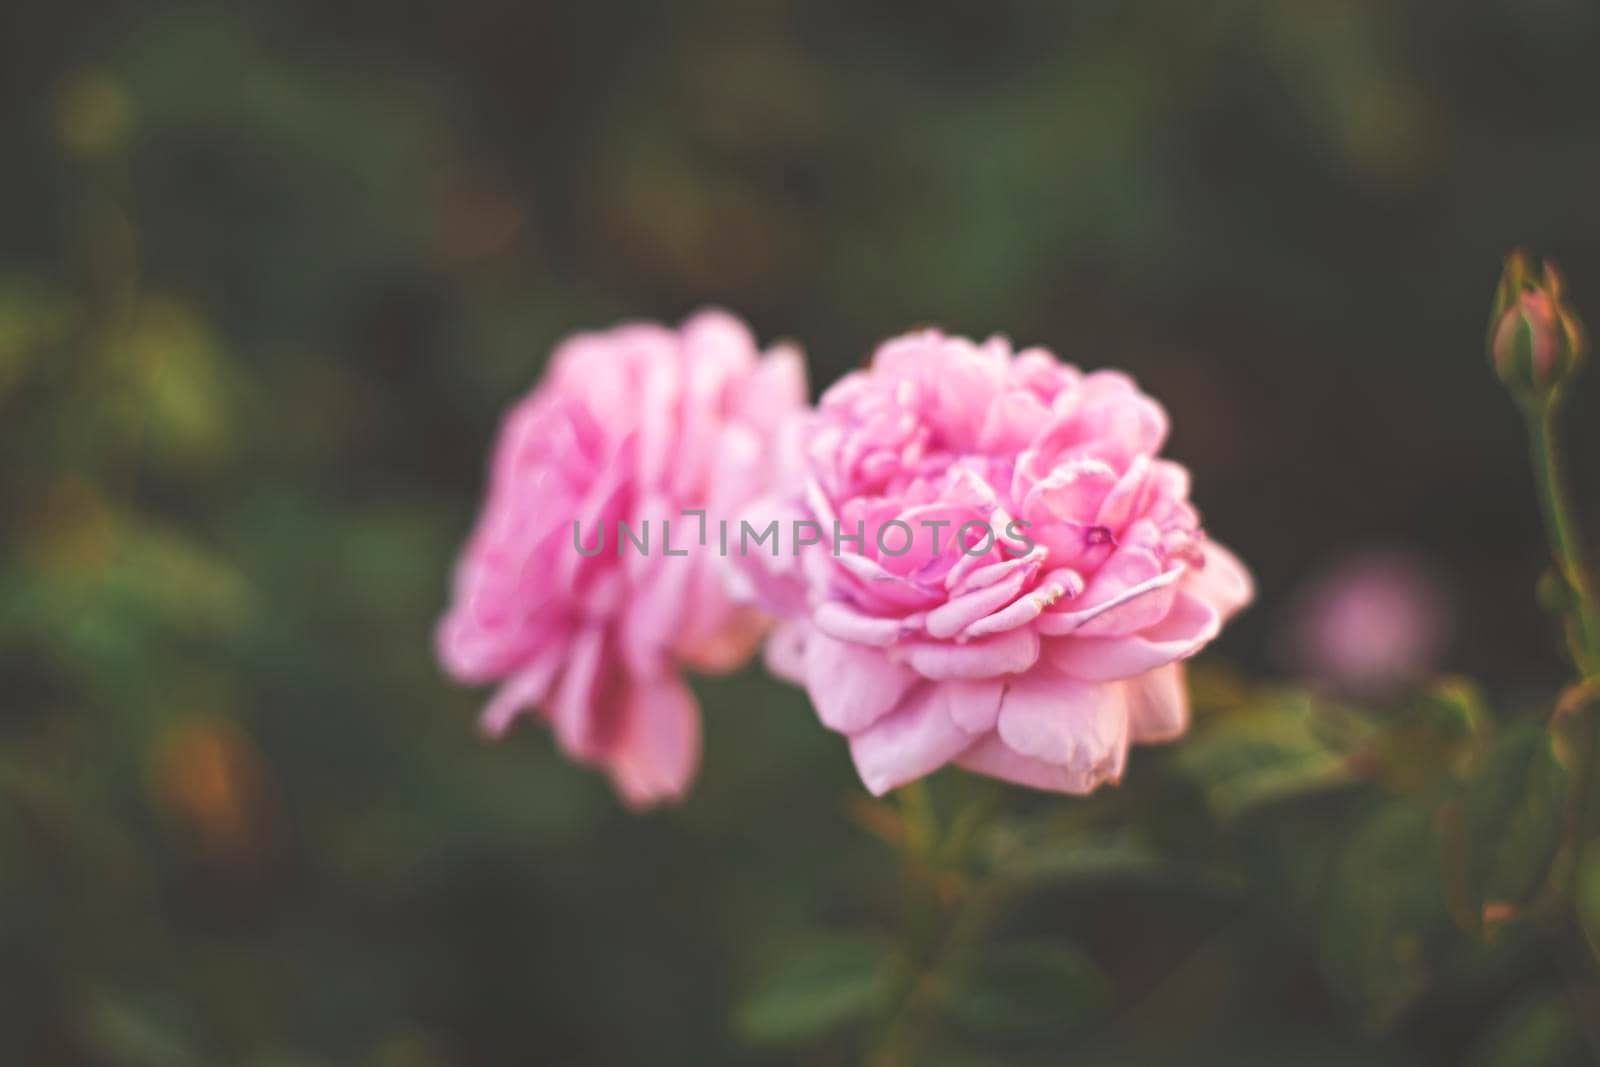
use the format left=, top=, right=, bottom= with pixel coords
left=870, top=783, right=1004, bottom=1067
left=897, top=779, right=937, bottom=860
left=872, top=876, right=1017, bottom=1067
left=1540, top=680, right=1600, bottom=914
left=1525, top=400, right=1600, bottom=914
left=1527, top=400, right=1600, bottom=677
left=870, top=783, right=939, bottom=1067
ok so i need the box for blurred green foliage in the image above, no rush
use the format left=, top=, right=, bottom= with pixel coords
left=5, top=1, right=1600, bottom=1064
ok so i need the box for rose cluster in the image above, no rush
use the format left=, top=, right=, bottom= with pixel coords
left=438, top=312, right=1250, bottom=807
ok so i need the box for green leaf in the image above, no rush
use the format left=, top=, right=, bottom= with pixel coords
left=938, top=940, right=1108, bottom=1044
left=120, top=297, right=236, bottom=467
left=1467, top=987, right=1589, bottom=1067
left=984, top=833, right=1175, bottom=897
left=1577, top=839, right=1600, bottom=963
left=1176, top=691, right=1358, bottom=819
left=1375, top=678, right=1493, bottom=792
left=1319, top=801, right=1450, bottom=1030
left=1457, top=724, right=1567, bottom=913
left=733, top=933, right=890, bottom=1045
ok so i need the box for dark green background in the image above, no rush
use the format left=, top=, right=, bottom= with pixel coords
left=4, top=2, right=1600, bottom=1064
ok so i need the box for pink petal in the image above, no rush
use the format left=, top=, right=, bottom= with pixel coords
left=607, top=674, right=701, bottom=808
left=961, top=571, right=1079, bottom=639
left=763, top=621, right=808, bottom=685
left=1125, top=663, right=1189, bottom=743
left=846, top=683, right=977, bottom=795
left=833, top=552, right=943, bottom=612
left=805, top=632, right=920, bottom=732
left=1046, top=591, right=1221, bottom=682
left=1186, top=540, right=1254, bottom=622
left=1020, top=458, right=1119, bottom=527
left=722, top=494, right=812, bottom=619
left=1073, top=570, right=1183, bottom=638
left=942, top=679, right=1006, bottom=733
left=622, top=546, right=693, bottom=678
left=814, top=601, right=908, bottom=647
left=1035, top=564, right=1183, bottom=636
left=636, top=339, right=683, bottom=490
left=550, top=624, right=619, bottom=759
left=1142, top=460, right=1191, bottom=512
left=559, top=457, right=631, bottom=596
left=924, top=567, right=1032, bottom=639
left=945, top=545, right=1046, bottom=596
left=735, top=343, right=810, bottom=428
left=1093, top=455, right=1150, bottom=531
left=477, top=644, right=567, bottom=738
left=995, top=666, right=1130, bottom=774
left=978, top=388, right=1052, bottom=453
left=704, top=424, right=767, bottom=525
left=955, top=733, right=1120, bottom=795
left=674, top=554, right=757, bottom=671
left=672, top=311, right=760, bottom=499
left=895, top=628, right=1040, bottom=680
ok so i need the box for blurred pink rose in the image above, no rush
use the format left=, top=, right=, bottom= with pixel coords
left=1287, top=550, right=1449, bottom=696
left=739, top=331, right=1252, bottom=796
left=437, top=310, right=806, bottom=807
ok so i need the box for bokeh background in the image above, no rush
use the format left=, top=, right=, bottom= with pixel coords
left=5, top=2, right=1600, bottom=1064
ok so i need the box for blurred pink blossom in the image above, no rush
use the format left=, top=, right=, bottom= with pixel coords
left=1287, top=550, right=1450, bottom=696
left=436, top=310, right=806, bottom=807
left=736, top=330, right=1252, bottom=796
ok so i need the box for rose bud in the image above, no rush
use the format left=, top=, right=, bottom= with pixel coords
left=1488, top=250, right=1587, bottom=402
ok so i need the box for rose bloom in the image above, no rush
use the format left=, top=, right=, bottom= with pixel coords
left=741, top=331, right=1252, bottom=796
left=437, top=311, right=806, bottom=807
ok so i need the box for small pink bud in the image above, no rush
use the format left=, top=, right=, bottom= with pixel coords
left=1488, top=251, right=1586, bottom=401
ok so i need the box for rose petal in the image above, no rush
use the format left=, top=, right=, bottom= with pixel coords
left=995, top=666, right=1130, bottom=776
left=550, top=624, right=620, bottom=759
left=1186, top=540, right=1254, bottom=622
left=942, top=679, right=1006, bottom=733
left=847, top=683, right=977, bottom=795
left=955, top=733, right=1122, bottom=795
left=978, top=388, right=1052, bottom=453
left=1125, top=663, right=1189, bottom=743
left=1035, top=565, right=1184, bottom=636
left=763, top=621, right=809, bottom=685
left=895, top=628, right=1040, bottom=680
left=924, top=567, right=1032, bottom=639
left=622, top=539, right=694, bottom=677
left=1047, top=591, right=1221, bottom=682
left=736, top=343, right=809, bottom=428
left=805, top=632, right=920, bottom=732
left=607, top=674, right=701, bottom=808
left=946, top=545, right=1046, bottom=596
left=1094, top=454, right=1150, bottom=531
left=477, top=643, right=567, bottom=738
left=815, top=601, right=910, bottom=647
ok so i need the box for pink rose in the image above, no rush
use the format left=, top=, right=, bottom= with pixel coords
left=743, top=331, right=1252, bottom=796
left=437, top=310, right=807, bottom=807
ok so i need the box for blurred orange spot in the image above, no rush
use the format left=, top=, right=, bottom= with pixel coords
left=150, top=716, right=275, bottom=867
left=1481, top=901, right=1519, bottom=937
